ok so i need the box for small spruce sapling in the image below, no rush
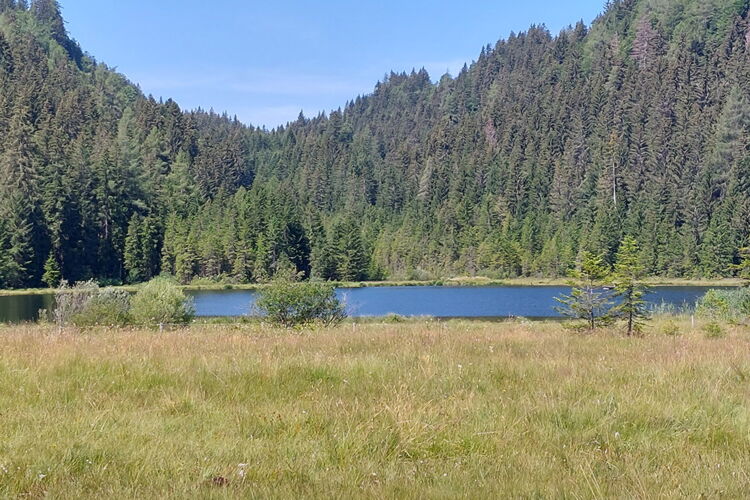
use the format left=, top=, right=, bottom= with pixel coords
left=555, top=251, right=613, bottom=330
left=42, top=252, right=61, bottom=288
left=611, top=236, right=650, bottom=335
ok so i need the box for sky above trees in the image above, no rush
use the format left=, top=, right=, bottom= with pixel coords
left=60, top=0, right=603, bottom=128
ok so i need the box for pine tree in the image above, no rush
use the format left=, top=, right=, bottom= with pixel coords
left=611, top=236, right=649, bottom=335
left=699, top=215, right=735, bottom=277
left=0, top=0, right=16, bottom=13
left=307, top=212, right=330, bottom=280
left=30, top=0, right=65, bottom=40
left=124, top=214, right=162, bottom=283
left=174, top=236, right=198, bottom=284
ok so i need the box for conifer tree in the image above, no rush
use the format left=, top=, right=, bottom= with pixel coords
left=555, top=252, right=613, bottom=330
left=124, top=214, right=144, bottom=283
left=1, top=0, right=750, bottom=288
left=0, top=192, right=33, bottom=288
left=733, top=245, right=750, bottom=287
left=42, top=252, right=61, bottom=288
left=0, top=0, right=16, bottom=13
left=611, top=236, right=649, bottom=335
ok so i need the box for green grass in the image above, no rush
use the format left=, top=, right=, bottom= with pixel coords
left=1, top=319, right=750, bottom=497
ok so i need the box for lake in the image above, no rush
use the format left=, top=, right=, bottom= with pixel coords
left=0, top=285, right=719, bottom=323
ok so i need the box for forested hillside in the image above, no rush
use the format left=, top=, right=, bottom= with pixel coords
left=1, top=0, right=749, bottom=288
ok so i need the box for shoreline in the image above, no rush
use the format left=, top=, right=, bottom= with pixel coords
left=0, top=276, right=742, bottom=297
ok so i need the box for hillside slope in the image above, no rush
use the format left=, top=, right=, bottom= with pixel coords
left=1, top=0, right=749, bottom=288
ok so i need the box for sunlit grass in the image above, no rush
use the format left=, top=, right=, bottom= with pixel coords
left=1, top=318, right=749, bottom=497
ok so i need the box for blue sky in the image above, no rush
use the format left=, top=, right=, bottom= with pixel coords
left=60, top=1, right=605, bottom=129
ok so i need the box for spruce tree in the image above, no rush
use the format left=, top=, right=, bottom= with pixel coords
left=555, top=252, right=613, bottom=330
left=42, top=252, right=61, bottom=288
left=733, top=245, right=750, bottom=287
left=611, top=236, right=650, bottom=335
left=124, top=214, right=144, bottom=283
left=1, top=0, right=750, bottom=288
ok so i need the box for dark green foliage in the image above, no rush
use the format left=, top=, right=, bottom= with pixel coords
left=611, top=236, right=650, bottom=334
left=124, top=214, right=161, bottom=283
left=732, top=246, right=750, bottom=285
left=318, top=218, right=369, bottom=281
left=254, top=279, right=347, bottom=327
left=0, top=196, right=31, bottom=287
left=555, top=252, right=613, bottom=329
left=1, top=0, right=750, bottom=288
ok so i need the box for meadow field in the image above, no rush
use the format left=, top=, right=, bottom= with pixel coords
left=1, top=319, right=749, bottom=498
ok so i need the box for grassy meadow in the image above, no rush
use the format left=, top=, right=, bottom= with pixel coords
left=1, top=318, right=750, bottom=497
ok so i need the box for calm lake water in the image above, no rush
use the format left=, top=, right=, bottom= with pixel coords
left=0, top=285, right=719, bottom=323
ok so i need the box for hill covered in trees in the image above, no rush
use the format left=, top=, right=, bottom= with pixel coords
left=1, top=0, right=749, bottom=289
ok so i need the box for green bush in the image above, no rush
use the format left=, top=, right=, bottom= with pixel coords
left=661, top=321, right=681, bottom=336
left=254, top=280, right=346, bottom=327
left=702, top=322, right=726, bottom=339
left=72, top=288, right=132, bottom=326
left=696, top=288, right=750, bottom=324
left=53, top=280, right=131, bottom=327
left=384, top=313, right=406, bottom=323
left=130, top=277, right=195, bottom=326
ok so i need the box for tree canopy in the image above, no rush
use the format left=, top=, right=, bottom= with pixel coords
left=1, top=0, right=750, bottom=288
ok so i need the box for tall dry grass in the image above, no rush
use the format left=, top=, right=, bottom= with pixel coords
left=0, top=318, right=749, bottom=498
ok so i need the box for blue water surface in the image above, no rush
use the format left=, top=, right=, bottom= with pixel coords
left=187, top=285, right=716, bottom=319
left=0, top=285, right=725, bottom=323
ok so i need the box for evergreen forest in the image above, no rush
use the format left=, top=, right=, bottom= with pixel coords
left=1, top=0, right=750, bottom=288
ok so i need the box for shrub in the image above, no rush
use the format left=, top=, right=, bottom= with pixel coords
left=254, top=280, right=346, bottom=327
left=384, top=313, right=406, bottom=323
left=661, top=321, right=681, bottom=336
left=53, top=280, right=131, bottom=327
left=130, top=277, right=194, bottom=326
left=702, top=322, right=726, bottom=339
left=696, top=288, right=750, bottom=324
left=72, top=288, right=132, bottom=326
